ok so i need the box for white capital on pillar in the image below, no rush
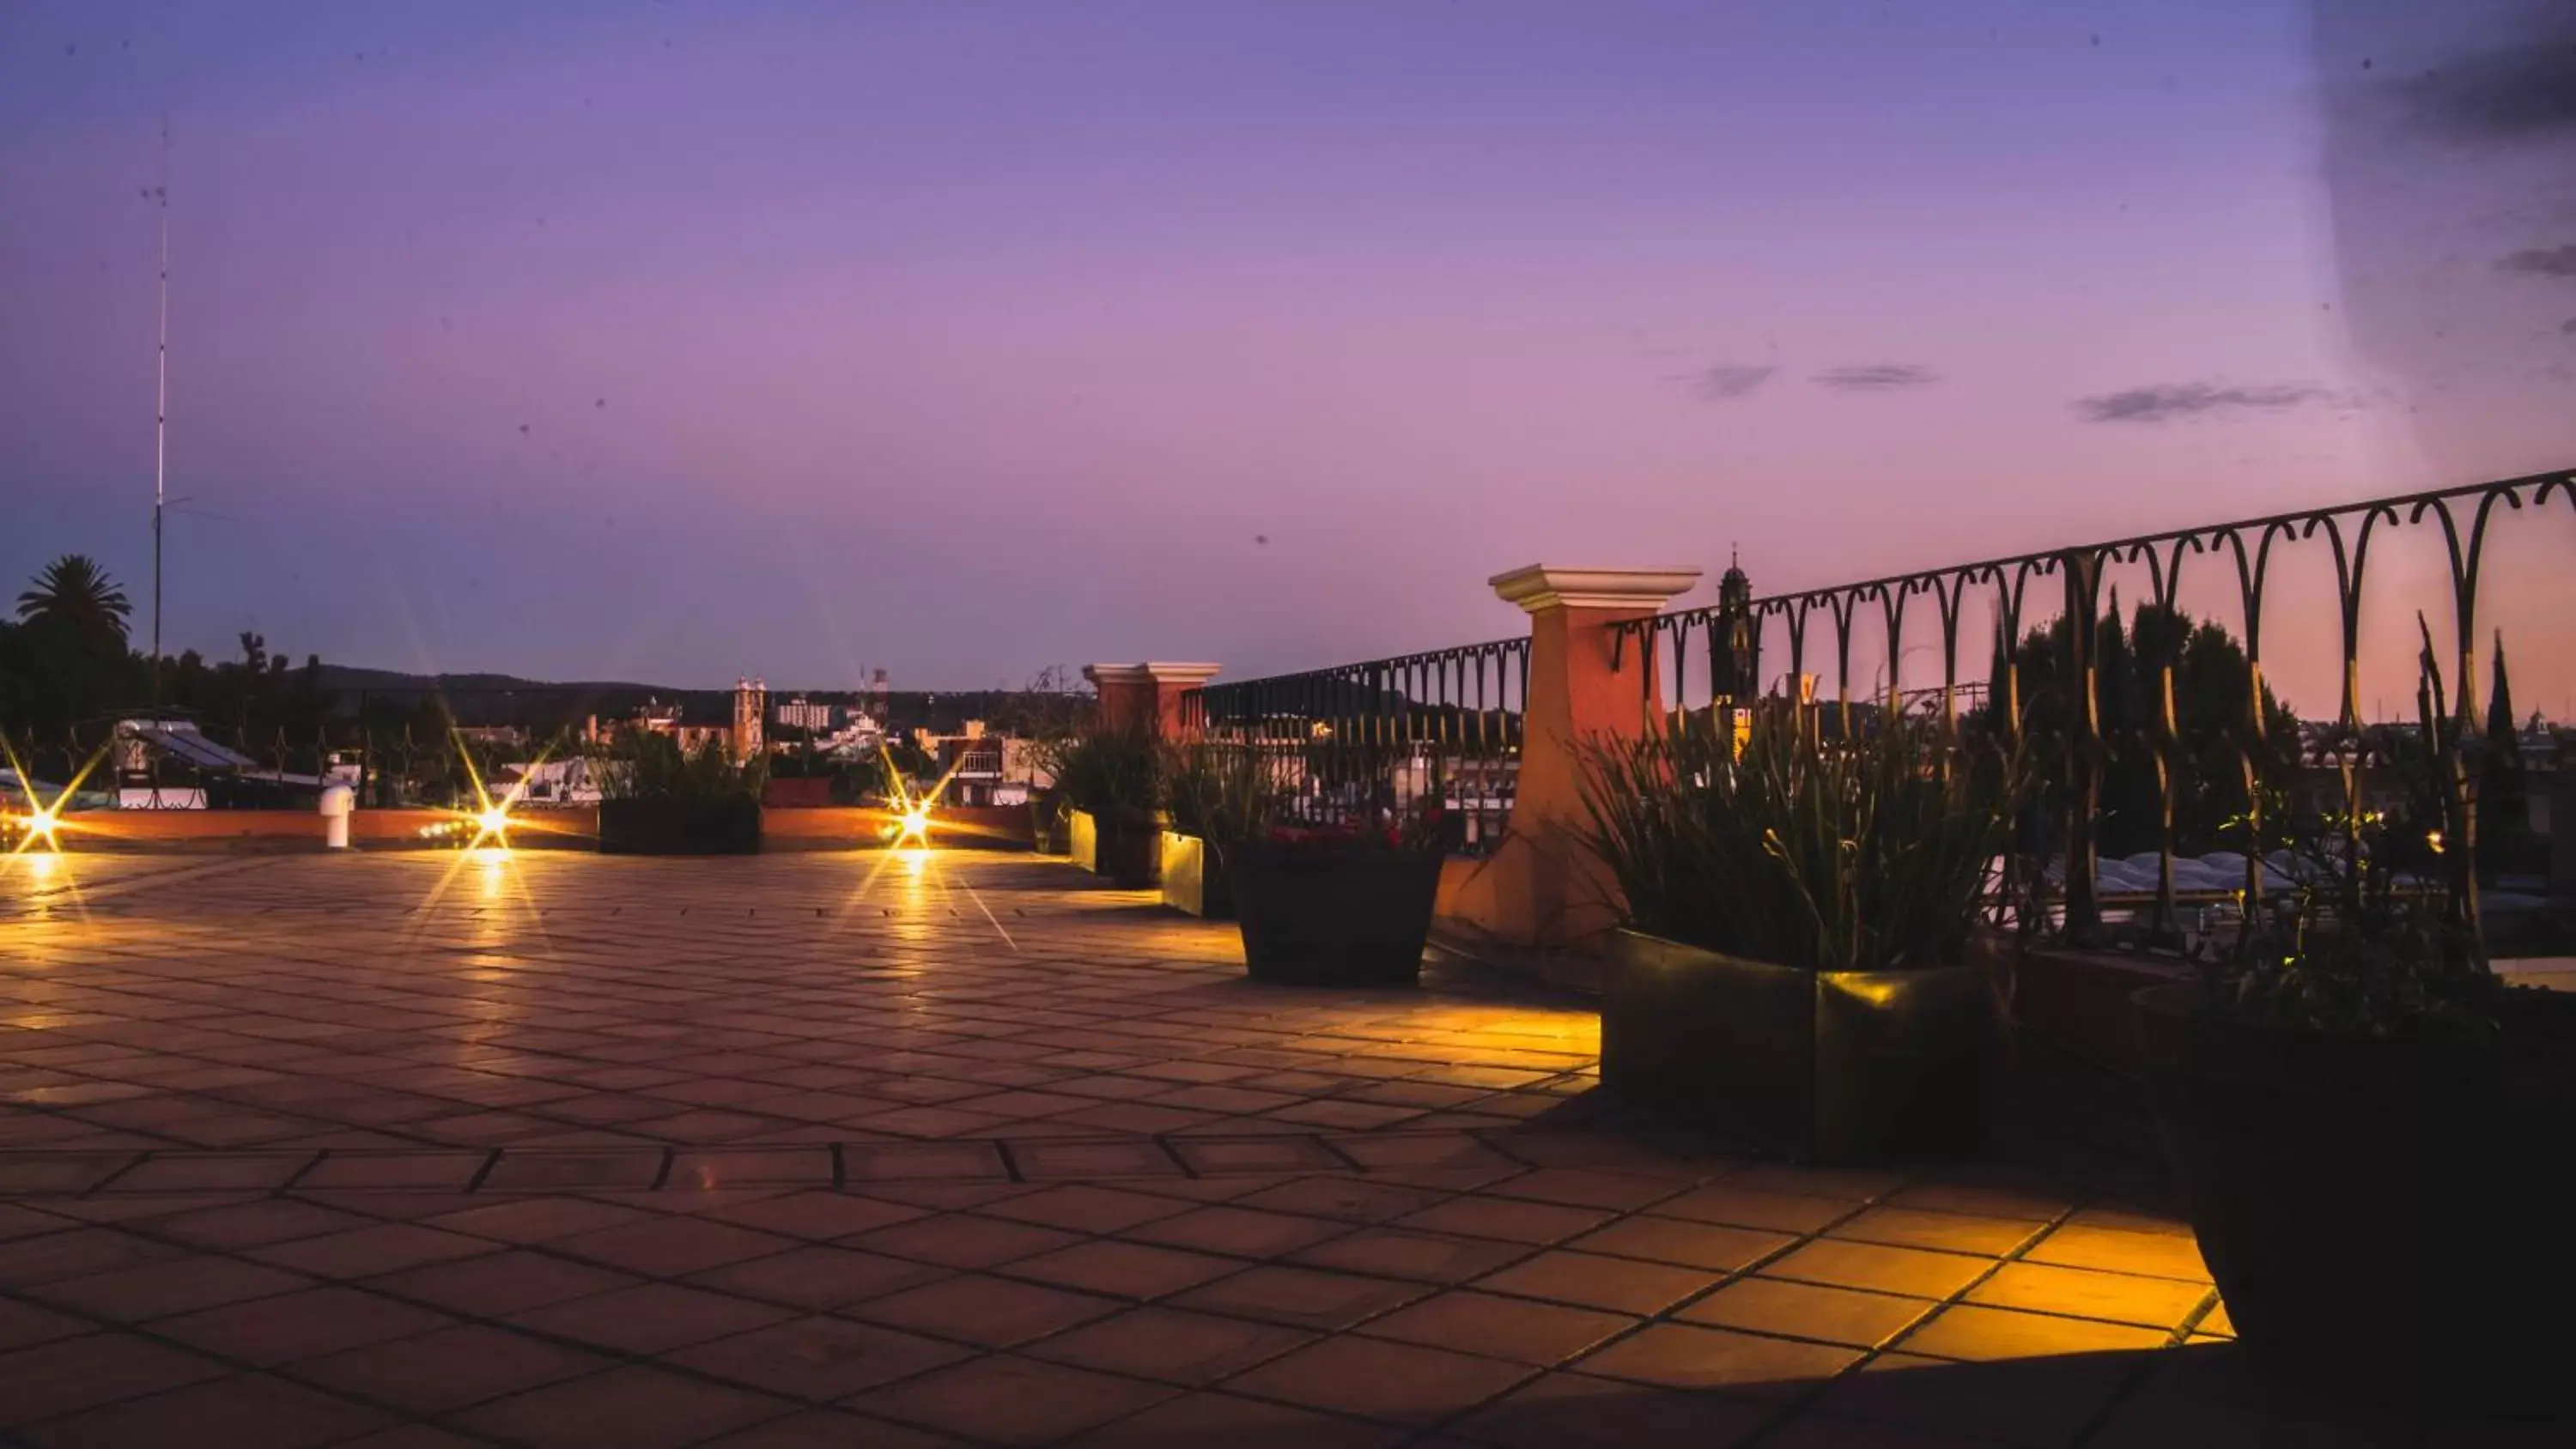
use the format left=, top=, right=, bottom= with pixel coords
left=1488, top=566, right=1703, bottom=614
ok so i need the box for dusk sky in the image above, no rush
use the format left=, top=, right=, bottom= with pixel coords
left=5, top=1, right=2570, bottom=712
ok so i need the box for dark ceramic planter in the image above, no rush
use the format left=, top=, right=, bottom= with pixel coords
left=1160, top=832, right=1233, bottom=919
left=1030, top=797, right=1068, bottom=856
left=597, top=797, right=762, bottom=856
left=1226, top=842, right=1440, bottom=986
left=2132, top=983, right=2573, bottom=1414
left=1602, top=930, right=1995, bottom=1165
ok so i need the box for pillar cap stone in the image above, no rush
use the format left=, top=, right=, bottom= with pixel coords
left=1083, top=663, right=1221, bottom=687
left=1488, top=566, right=1704, bottom=614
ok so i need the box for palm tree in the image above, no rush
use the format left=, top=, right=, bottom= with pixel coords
left=15, top=555, right=132, bottom=638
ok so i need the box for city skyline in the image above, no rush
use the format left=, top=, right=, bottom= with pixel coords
left=4, top=0, right=2570, bottom=714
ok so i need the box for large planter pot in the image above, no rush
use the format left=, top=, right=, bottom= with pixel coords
left=1068, top=809, right=1097, bottom=871
left=1159, top=832, right=1233, bottom=919
left=1030, top=799, right=1069, bottom=856
left=2132, top=982, right=2573, bottom=1413
left=598, top=797, right=762, bottom=856
left=1602, top=930, right=1995, bottom=1166
left=1066, top=810, right=1159, bottom=888
left=1226, top=843, right=1441, bottom=986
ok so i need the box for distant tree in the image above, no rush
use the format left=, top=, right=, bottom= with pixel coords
left=1981, top=596, right=2299, bottom=857
left=15, top=555, right=131, bottom=638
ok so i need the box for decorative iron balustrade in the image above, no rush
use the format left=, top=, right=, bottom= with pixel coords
left=1195, top=635, right=1529, bottom=851
left=1614, top=467, right=2575, bottom=953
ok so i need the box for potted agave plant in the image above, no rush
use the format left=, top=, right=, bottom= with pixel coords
left=596, top=732, right=765, bottom=855
left=1048, top=724, right=1163, bottom=888
left=2131, top=626, right=2573, bottom=1413
left=1579, top=707, right=2022, bottom=1164
left=1158, top=741, right=1270, bottom=918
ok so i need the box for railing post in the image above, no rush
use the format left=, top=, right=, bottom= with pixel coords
left=1084, top=664, right=1220, bottom=743
left=1447, top=565, right=1701, bottom=953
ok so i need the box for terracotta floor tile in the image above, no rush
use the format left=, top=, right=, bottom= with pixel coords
left=423, top=1195, right=653, bottom=1245
left=849, top=1273, right=1122, bottom=1347
left=1392, top=1197, right=1614, bottom=1246
left=16, top=1371, right=392, bottom=1449
left=1123, top=1204, right=1350, bottom=1258
left=510, top=1282, right=794, bottom=1354
left=1679, top=1276, right=1934, bottom=1347
left=852, top=1354, right=1176, bottom=1445
left=1571, top=1215, right=1796, bottom=1272
left=0, top=1332, right=225, bottom=1428
left=550, top=1215, right=799, bottom=1275
left=696, top=1408, right=962, bottom=1447
left=298, top=1323, right=611, bottom=1412
left=155, top=1285, right=452, bottom=1365
left=706, top=1191, right=927, bottom=1240
left=674, top=1315, right=972, bottom=1400
left=1060, top=1389, right=1406, bottom=1448
left=2081, top=1341, right=2412, bottom=1449
left=848, top=1215, right=1078, bottom=1270
left=1024, top=1307, right=1312, bottom=1386
left=0, top=1297, right=93, bottom=1353
left=28, top=1254, right=310, bottom=1322
left=1964, top=1260, right=2213, bottom=1330
left=1291, top=1227, right=1534, bottom=1286
left=1470, top=1248, right=1719, bottom=1316
left=976, top=1184, right=1195, bottom=1234
left=1358, top=1288, right=1637, bottom=1366
left=1830, top=1206, right=2044, bottom=1258
left=2021, top=1224, right=2212, bottom=1283
left=1577, top=1321, right=1860, bottom=1400
left=1452, top=1369, right=1772, bottom=1449
left=1763, top=1240, right=1994, bottom=1299
left=1485, top=1167, right=1686, bottom=1212
left=1225, top=1176, right=1442, bottom=1223
left=0, top=1227, right=184, bottom=1288
left=367, top=1247, right=635, bottom=1316
left=1009, top=1239, right=1245, bottom=1300
left=1169, top=1264, right=1429, bottom=1330
left=1893, top=1304, right=2172, bottom=1362
left=1222, top=1334, right=1534, bottom=1427
left=690, top=1245, right=951, bottom=1311
left=463, top=1364, right=796, bottom=1449
left=1819, top=1348, right=2149, bottom=1446
left=151, top=1197, right=374, bottom=1249
left=251, top=1222, right=494, bottom=1279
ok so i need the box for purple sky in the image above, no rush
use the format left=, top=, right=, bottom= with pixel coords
left=5, top=1, right=2570, bottom=712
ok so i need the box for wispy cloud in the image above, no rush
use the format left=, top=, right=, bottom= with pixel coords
left=1811, top=363, right=1938, bottom=391
left=2394, top=36, right=2576, bottom=143
left=2563, top=318, right=2576, bottom=334
left=2072, top=381, right=2361, bottom=424
left=1679, top=364, right=1777, bottom=400
left=2499, top=244, right=2576, bottom=277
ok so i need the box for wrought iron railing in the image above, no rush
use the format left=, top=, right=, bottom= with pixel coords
left=1615, top=467, right=2574, bottom=953
left=1196, top=635, right=1529, bottom=851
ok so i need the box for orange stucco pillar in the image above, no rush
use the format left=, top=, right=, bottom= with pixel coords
left=1084, top=663, right=1219, bottom=742
left=1445, top=566, right=1699, bottom=950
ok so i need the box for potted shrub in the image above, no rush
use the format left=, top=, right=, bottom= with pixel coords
left=597, top=733, right=764, bottom=855
left=2131, top=631, right=2573, bottom=1413
left=1222, top=797, right=1445, bottom=987
left=1158, top=741, right=1270, bottom=919
left=1028, top=786, right=1070, bottom=856
left=1579, top=707, right=2022, bottom=1164
left=1048, top=724, right=1163, bottom=888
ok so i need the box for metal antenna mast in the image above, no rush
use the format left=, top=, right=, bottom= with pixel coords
left=150, top=117, right=171, bottom=700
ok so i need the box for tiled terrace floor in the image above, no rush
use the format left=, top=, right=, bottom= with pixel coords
left=0, top=851, right=2546, bottom=1446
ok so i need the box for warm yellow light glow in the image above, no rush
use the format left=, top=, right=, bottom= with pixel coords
left=2426, top=829, right=2445, bottom=855
left=895, top=803, right=933, bottom=847
left=24, top=808, right=57, bottom=845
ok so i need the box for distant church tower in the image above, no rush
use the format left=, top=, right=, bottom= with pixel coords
left=1714, top=548, right=1756, bottom=703
left=732, top=677, right=766, bottom=760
